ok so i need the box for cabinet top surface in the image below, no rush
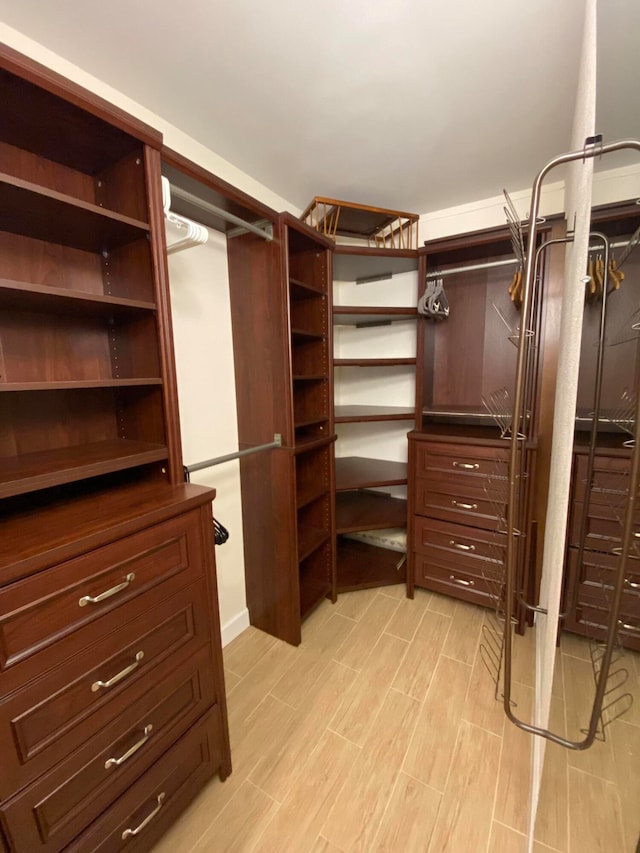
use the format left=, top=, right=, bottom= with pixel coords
left=0, top=481, right=215, bottom=584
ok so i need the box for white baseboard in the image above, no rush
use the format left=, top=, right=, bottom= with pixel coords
left=220, top=607, right=250, bottom=647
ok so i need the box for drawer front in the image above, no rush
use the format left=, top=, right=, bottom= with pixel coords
left=1, top=646, right=216, bottom=851
left=0, top=583, right=210, bottom=797
left=414, top=442, right=509, bottom=480
left=566, top=595, right=640, bottom=652
left=0, top=510, right=204, bottom=673
left=415, top=478, right=506, bottom=530
left=565, top=548, right=640, bottom=622
left=572, top=453, right=636, bottom=505
left=570, top=500, right=640, bottom=551
left=413, top=517, right=506, bottom=578
left=65, top=709, right=222, bottom=853
left=413, top=552, right=499, bottom=608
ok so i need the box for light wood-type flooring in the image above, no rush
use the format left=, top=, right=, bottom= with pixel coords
left=152, top=586, right=640, bottom=852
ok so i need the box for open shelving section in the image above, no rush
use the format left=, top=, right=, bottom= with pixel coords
left=227, top=213, right=336, bottom=644
left=332, top=245, right=419, bottom=591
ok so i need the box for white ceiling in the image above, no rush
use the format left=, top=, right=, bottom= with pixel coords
left=1, top=0, right=639, bottom=214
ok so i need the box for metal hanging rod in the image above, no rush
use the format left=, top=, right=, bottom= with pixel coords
left=425, top=234, right=638, bottom=281
left=169, top=183, right=273, bottom=242
left=184, top=434, right=282, bottom=478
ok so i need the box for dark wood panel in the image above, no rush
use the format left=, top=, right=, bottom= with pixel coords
left=413, top=553, right=496, bottom=608
left=414, top=479, right=504, bottom=531
left=300, top=541, right=332, bottom=617
left=335, top=491, right=407, bottom=533
left=336, top=537, right=406, bottom=592
left=413, top=517, right=506, bottom=579
left=1, top=646, right=216, bottom=851
left=0, top=173, right=149, bottom=252
left=414, top=439, right=509, bottom=479
left=335, top=456, right=407, bottom=490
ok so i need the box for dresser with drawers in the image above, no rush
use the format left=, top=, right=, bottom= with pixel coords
left=563, top=449, right=640, bottom=651
left=408, top=431, right=532, bottom=628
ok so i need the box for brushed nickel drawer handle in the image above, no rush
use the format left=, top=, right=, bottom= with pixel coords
left=625, top=578, right=640, bottom=590
left=610, top=547, right=640, bottom=559
left=79, top=572, right=135, bottom=607
left=92, top=651, right=144, bottom=693
left=618, top=621, right=640, bottom=634
left=449, top=540, right=475, bottom=552
left=451, top=500, right=478, bottom=510
left=105, top=724, right=153, bottom=769
left=449, top=574, right=475, bottom=587
left=121, top=792, right=165, bottom=840
left=452, top=461, right=479, bottom=470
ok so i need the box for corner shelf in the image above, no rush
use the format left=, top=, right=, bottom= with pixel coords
left=334, top=357, right=416, bottom=367
left=333, top=306, right=417, bottom=326
left=336, top=490, right=407, bottom=533
left=336, top=538, right=405, bottom=592
left=335, top=405, right=415, bottom=423
left=335, top=456, right=408, bottom=490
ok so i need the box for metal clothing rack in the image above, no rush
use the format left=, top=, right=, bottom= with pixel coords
left=168, top=184, right=273, bottom=242
left=184, top=434, right=282, bottom=480
left=498, top=137, right=640, bottom=749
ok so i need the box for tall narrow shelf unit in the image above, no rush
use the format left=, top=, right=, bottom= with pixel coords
left=227, top=213, right=336, bottom=646
left=0, top=48, right=230, bottom=852
left=332, top=246, right=419, bottom=591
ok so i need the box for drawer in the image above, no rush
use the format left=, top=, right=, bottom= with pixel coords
left=1, top=645, right=217, bottom=851
left=65, top=709, right=222, bottom=853
left=0, top=511, right=204, bottom=674
left=572, top=453, right=636, bottom=505
left=413, top=517, right=506, bottom=579
left=413, top=552, right=498, bottom=607
left=414, top=478, right=508, bottom=531
left=569, top=500, right=640, bottom=551
left=0, top=583, right=210, bottom=798
left=567, top=594, right=640, bottom=652
left=414, top=442, right=509, bottom=480
left=565, top=547, right=640, bottom=621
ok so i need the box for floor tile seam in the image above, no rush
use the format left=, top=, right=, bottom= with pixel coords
left=192, top=777, right=280, bottom=853
left=565, top=763, right=622, bottom=786
left=399, top=764, right=447, bottom=796
left=363, top=764, right=404, bottom=851
left=484, top=712, right=506, bottom=853
left=492, top=819, right=563, bottom=853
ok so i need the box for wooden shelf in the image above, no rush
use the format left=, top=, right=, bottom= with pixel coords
left=333, top=247, right=418, bottom=282
left=299, top=572, right=331, bottom=618
left=293, top=374, right=328, bottom=382
left=291, top=328, right=325, bottom=342
left=336, top=537, right=406, bottom=592
left=335, top=405, right=415, bottom=423
left=289, top=277, right=324, bottom=299
left=1, top=379, right=163, bottom=392
left=0, top=173, right=149, bottom=252
left=297, top=526, right=331, bottom=563
left=333, top=307, right=417, bottom=326
left=334, top=358, right=416, bottom=367
left=294, top=416, right=329, bottom=430
left=297, top=481, right=329, bottom=510
left=0, top=440, right=168, bottom=499
left=335, top=456, right=407, bottom=491
left=336, top=491, right=407, bottom=533
left=0, top=278, right=156, bottom=316
left=293, top=434, right=337, bottom=455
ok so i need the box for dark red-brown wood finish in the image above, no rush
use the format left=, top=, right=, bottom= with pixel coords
left=0, top=45, right=230, bottom=853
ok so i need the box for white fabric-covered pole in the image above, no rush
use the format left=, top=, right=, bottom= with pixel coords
left=528, top=1, right=597, bottom=850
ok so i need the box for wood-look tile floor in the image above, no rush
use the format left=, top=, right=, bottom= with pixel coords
left=152, top=587, right=640, bottom=853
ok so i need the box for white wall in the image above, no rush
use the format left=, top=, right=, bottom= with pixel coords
left=167, top=229, right=248, bottom=645
left=419, top=163, right=640, bottom=240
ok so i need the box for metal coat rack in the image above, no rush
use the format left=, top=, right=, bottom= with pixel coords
left=184, top=434, right=282, bottom=481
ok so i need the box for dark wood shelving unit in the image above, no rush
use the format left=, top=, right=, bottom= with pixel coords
left=228, top=213, right=336, bottom=645
left=0, top=46, right=227, bottom=852
left=331, top=246, right=417, bottom=593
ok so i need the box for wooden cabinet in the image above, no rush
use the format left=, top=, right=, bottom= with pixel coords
left=227, top=213, right=336, bottom=645
left=0, top=46, right=230, bottom=851
left=332, top=247, right=419, bottom=590
left=409, top=433, right=519, bottom=609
